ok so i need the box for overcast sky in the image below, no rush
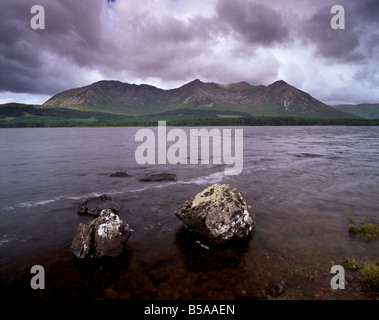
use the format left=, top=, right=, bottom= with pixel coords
left=0, top=0, right=378, bottom=105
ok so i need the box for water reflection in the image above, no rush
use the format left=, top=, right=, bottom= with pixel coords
left=175, top=227, right=253, bottom=272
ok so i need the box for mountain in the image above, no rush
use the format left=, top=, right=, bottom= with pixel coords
left=43, top=79, right=356, bottom=119
left=332, top=104, right=379, bottom=119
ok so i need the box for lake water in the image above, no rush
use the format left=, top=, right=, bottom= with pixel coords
left=0, top=126, right=378, bottom=300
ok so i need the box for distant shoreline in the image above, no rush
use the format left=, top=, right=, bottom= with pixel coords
left=1, top=116, right=379, bottom=128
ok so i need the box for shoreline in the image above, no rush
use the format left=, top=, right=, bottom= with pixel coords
left=1, top=230, right=377, bottom=300
left=1, top=116, right=379, bottom=129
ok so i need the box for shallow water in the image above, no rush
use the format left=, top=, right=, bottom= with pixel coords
left=0, top=126, right=378, bottom=300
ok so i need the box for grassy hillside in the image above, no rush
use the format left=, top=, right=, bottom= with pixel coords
left=332, top=104, right=379, bottom=119
left=0, top=103, right=249, bottom=127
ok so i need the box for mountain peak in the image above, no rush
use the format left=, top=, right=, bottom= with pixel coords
left=270, top=80, right=289, bottom=87
left=221, top=81, right=253, bottom=90
left=93, top=80, right=123, bottom=86
left=187, top=79, right=203, bottom=85
left=178, top=78, right=207, bottom=91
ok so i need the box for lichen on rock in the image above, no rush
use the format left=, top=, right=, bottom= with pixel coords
left=175, top=184, right=255, bottom=244
left=96, top=211, right=122, bottom=238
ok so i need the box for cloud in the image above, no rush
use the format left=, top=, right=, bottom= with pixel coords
left=0, top=0, right=107, bottom=94
left=0, top=0, right=378, bottom=105
left=300, top=5, right=364, bottom=62
left=298, top=0, right=379, bottom=64
left=354, top=0, right=379, bottom=25
left=216, top=0, right=290, bottom=46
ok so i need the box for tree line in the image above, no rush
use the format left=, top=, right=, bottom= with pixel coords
left=1, top=115, right=378, bottom=128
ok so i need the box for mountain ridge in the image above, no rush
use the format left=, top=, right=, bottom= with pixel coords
left=42, top=79, right=356, bottom=119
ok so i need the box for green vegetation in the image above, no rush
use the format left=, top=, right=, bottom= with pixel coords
left=345, top=259, right=379, bottom=293
left=349, top=222, right=379, bottom=240
left=360, top=263, right=379, bottom=293
left=1, top=103, right=379, bottom=128
left=345, top=258, right=360, bottom=271
left=333, top=103, right=379, bottom=120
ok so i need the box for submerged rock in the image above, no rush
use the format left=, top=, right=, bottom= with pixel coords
left=72, top=209, right=131, bottom=258
left=139, top=173, right=177, bottom=182
left=266, top=281, right=286, bottom=297
left=108, top=171, right=128, bottom=178
left=175, top=184, right=254, bottom=244
left=77, top=194, right=121, bottom=217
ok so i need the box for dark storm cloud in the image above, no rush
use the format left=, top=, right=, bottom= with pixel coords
left=0, top=0, right=107, bottom=94
left=0, top=0, right=219, bottom=94
left=354, top=0, right=379, bottom=24
left=0, top=2, right=42, bottom=93
left=0, top=0, right=295, bottom=96
left=216, top=0, right=290, bottom=46
left=300, top=0, right=379, bottom=63
left=0, top=0, right=378, bottom=104
left=301, top=6, right=362, bottom=62
left=353, top=0, right=379, bottom=57
left=102, top=12, right=219, bottom=83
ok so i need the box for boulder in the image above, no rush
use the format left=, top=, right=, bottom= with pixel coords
left=139, top=173, right=177, bottom=182
left=175, top=184, right=254, bottom=244
left=77, top=194, right=121, bottom=217
left=72, top=209, right=131, bottom=258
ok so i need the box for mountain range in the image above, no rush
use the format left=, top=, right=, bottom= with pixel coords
left=42, top=79, right=357, bottom=119
left=1, top=79, right=379, bottom=127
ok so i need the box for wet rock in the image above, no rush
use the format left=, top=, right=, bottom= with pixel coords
left=108, top=171, right=128, bottom=178
left=139, top=173, right=177, bottom=182
left=71, top=223, right=92, bottom=259
left=77, top=194, right=121, bottom=217
left=266, top=281, right=286, bottom=297
left=72, top=209, right=131, bottom=258
left=175, top=184, right=254, bottom=244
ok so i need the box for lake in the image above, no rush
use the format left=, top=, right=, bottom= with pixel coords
left=0, top=126, right=378, bottom=299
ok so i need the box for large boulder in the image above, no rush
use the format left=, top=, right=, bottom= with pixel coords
left=72, top=209, right=131, bottom=258
left=175, top=184, right=254, bottom=244
left=77, top=194, right=121, bottom=217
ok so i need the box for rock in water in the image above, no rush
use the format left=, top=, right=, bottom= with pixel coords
left=139, top=173, right=177, bottom=182
left=72, top=209, right=131, bottom=258
left=266, top=281, right=286, bottom=297
left=77, top=194, right=121, bottom=217
left=175, top=184, right=254, bottom=244
left=108, top=171, right=128, bottom=178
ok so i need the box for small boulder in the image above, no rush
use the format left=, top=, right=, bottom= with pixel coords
left=139, top=173, right=177, bottom=182
left=77, top=194, right=121, bottom=217
left=72, top=209, right=131, bottom=258
left=175, top=184, right=254, bottom=244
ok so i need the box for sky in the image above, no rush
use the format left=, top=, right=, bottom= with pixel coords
left=0, top=0, right=378, bottom=105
